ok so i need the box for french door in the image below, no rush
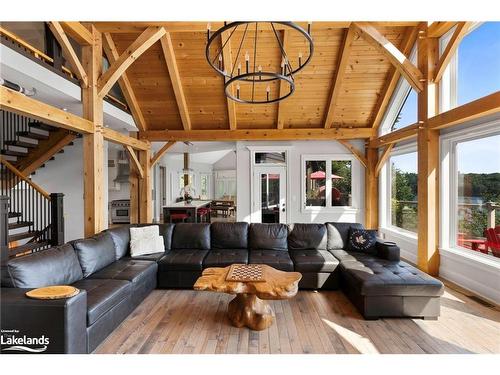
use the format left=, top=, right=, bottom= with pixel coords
left=253, top=166, right=286, bottom=223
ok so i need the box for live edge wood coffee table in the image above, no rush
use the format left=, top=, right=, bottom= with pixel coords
left=194, top=264, right=302, bottom=331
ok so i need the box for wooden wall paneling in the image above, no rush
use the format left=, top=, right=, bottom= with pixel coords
left=102, top=33, right=147, bottom=131
left=82, top=25, right=105, bottom=237
left=417, top=24, right=440, bottom=276
left=353, top=22, right=424, bottom=92
left=324, top=25, right=355, bottom=128
left=98, top=26, right=167, bottom=98
left=48, top=22, right=89, bottom=87
left=160, top=32, right=192, bottom=131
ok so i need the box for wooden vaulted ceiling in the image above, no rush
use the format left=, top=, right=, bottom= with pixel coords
left=94, top=22, right=418, bottom=132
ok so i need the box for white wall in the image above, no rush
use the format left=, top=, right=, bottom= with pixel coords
left=236, top=140, right=365, bottom=224
left=30, top=139, right=109, bottom=241
left=213, top=151, right=236, bottom=170
left=107, top=146, right=130, bottom=202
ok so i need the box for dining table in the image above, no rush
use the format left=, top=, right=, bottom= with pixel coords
left=163, top=200, right=212, bottom=223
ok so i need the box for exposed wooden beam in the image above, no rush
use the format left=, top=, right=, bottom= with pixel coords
left=221, top=30, right=237, bottom=130
left=102, top=33, right=147, bottom=131
left=434, top=22, right=472, bottom=83
left=60, top=22, right=93, bottom=45
left=417, top=23, right=440, bottom=276
left=428, top=91, right=500, bottom=130
left=337, top=139, right=367, bottom=168
left=428, top=22, right=457, bottom=38
left=139, top=127, right=376, bottom=142
left=324, top=24, right=355, bottom=128
left=102, top=127, right=150, bottom=151
left=82, top=25, right=105, bottom=237
left=98, top=26, right=166, bottom=98
left=371, top=26, right=419, bottom=131
left=353, top=22, right=424, bottom=92
left=125, top=145, right=144, bottom=179
left=17, top=130, right=76, bottom=176
left=374, top=143, right=394, bottom=177
left=151, top=141, right=176, bottom=166
left=277, top=29, right=290, bottom=129
left=138, top=149, right=152, bottom=223
left=364, top=147, right=378, bottom=229
left=48, top=22, right=88, bottom=87
left=160, top=32, right=191, bottom=131
left=0, top=86, right=93, bottom=133
left=369, top=123, right=419, bottom=148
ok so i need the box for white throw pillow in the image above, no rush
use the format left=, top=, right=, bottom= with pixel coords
left=129, top=226, right=165, bottom=257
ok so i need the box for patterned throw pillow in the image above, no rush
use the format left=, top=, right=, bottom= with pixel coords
left=347, top=229, right=377, bottom=252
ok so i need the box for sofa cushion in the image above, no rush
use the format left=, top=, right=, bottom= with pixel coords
left=338, top=252, right=444, bottom=297
left=131, top=252, right=166, bottom=262
left=72, top=232, right=116, bottom=278
left=88, top=259, right=157, bottom=284
left=288, top=223, right=327, bottom=250
left=2, top=243, right=83, bottom=288
left=211, top=222, right=249, bottom=249
left=158, top=250, right=209, bottom=271
left=290, top=250, right=339, bottom=273
left=248, top=250, right=294, bottom=271
left=203, top=249, right=248, bottom=268
left=72, top=278, right=131, bottom=326
left=171, top=223, right=210, bottom=250
left=326, top=222, right=364, bottom=250
left=249, top=223, right=288, bottom=251
left=105, top=224, right=135, bottom=260
left=329, top=249, right=358, bottom=263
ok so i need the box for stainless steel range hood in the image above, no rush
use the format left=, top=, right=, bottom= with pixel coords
left=113, top=150, right=130, bottom=183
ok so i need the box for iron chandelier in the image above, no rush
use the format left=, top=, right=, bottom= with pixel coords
left=205, top=21, right=314, bottom=104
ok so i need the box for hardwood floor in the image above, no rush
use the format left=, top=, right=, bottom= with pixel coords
left=95, top=284, right=500, bottom=354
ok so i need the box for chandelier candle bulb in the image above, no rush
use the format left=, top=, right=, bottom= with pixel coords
left=258, top=65, right=262, bottom=80
left=245, top=51, right=250, bottom=73
left=237, top=62, right=241, bottom=75
left=207, top=23, right=211, bottom=40
left=266, top=85, right=270, bottom=101
left=307, top=21, right=312, bottom=34
left=236, top=84, right=240, bottom=99
left=298, top=52, right=303, bottom=67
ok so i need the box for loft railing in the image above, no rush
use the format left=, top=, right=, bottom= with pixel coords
left=0, top=24, right=129, bottom=111
left=0, top=158, right=64, bottom=258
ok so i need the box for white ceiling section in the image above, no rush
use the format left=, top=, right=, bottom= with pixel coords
left=0, top=43, right=137, bottom=132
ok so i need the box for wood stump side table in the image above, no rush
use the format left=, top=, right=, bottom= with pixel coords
left=193, top=264, right=302, bottom=331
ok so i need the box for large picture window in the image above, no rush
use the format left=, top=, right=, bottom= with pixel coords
left=389, top=152, right=418, bottom=233
left=303, top=156, right=354, bottom=210
left=455, top=134, right=500, bottom=257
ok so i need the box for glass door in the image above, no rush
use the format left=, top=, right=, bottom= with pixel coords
left=253, top=167, right=286, bottom=223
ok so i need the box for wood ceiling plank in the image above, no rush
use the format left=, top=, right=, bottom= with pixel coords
left=98, top=26, right=167, bottom=98
left=48, top=21, right=88, bottom=87
left=277, top=29, right=290, bottom=129
left=102, top=32, right=147, bottom=131
left=221, top=30, right=237, bottom=130
left=353, top=22, right=424, bottom=92
left=324, top=24, right=356, bottom=128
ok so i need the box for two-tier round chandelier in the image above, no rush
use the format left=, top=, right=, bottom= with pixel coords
left=205, top=22, right=314, bottom=104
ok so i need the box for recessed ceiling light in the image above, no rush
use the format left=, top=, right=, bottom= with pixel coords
left=61, top=107, right=68, bottom=111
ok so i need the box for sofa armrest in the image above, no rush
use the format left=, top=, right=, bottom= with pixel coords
left=375, top=239, right=400, bottom=261
left=0, top=288, right=88, bottom=353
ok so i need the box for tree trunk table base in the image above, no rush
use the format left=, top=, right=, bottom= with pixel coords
left=228, top=293, right=274, bottom=331
left=194, top=264, right=302, bottom=331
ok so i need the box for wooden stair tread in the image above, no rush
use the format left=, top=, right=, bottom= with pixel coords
left=9, top=231, right=38, bottom=242
left=8, top=212, right=22, bottom=218
left=1, top=149, right=28, bottom=157
left=8, top=221, right=33, bottom=230
left=9, top=241, right=50, bottom=256
left=17, top=131, right=49, bottom=140
left=29, top=122, right=57, bottom=132
left=4, top=140, right=38, bottom=149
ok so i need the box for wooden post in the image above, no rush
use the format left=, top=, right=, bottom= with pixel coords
left=365, top=146, right=379, bottom=229
left=417, top=23, right=440, bottom=276
left=139, top=149, right=152, bottom=223
left=50, top=193, right=65, bottom=246
left=82, top=26, right=105, bottom=236
left=129, top=131, right=140, bottom=224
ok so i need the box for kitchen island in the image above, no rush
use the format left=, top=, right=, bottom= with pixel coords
left=163, top=200, right=212, bottom=223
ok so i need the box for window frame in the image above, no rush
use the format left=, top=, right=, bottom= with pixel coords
left=381, top=143, right=419, bottom=238
left=440, top=117, right=500, bottom=265
left=300, top=154, right=359, bottom=213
